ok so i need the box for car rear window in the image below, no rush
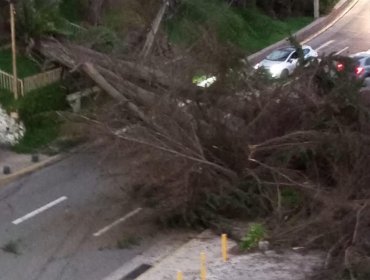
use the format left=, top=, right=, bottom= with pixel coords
left=353, top=56, right=365, bottom=63
left=266, top=49, right=292, bottom=61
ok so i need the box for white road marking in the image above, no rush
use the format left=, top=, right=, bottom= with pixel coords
left=315, top=40, right=335, bottom=51
left=12, top=196, right=68, bottom=225
left=335, top=46, right=349, bottom=55
left=93, top=207, right=143, bottom=237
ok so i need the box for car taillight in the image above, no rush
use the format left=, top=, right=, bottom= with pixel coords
left=336, top=63, right=344, bottom=72
left=355, top=66, right=365, bottom=76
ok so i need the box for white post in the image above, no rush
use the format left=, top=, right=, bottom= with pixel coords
left=314, top=0, right=320, bottom=19
left=10, top=2, right=18, bottom=100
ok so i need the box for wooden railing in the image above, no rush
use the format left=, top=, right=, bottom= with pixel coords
left=0, top=69, right=23, bottom=95
left=22, top=68, right=62, bottom=94
left=0, top=68, right=62, bottom=96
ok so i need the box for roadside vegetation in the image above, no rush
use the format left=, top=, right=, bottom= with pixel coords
left=0, top=84, right=68, bottom=153
left=0, top=49, right=40, bottom=78
left=165, top=0, right=312, bottom=52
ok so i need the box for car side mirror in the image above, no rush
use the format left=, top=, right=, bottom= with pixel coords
left=288, top=59, right=293, bottom=63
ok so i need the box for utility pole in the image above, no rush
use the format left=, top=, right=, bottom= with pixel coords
left=9, top=0, right=18, bottom=100
left=314, top=0, right=320, bottom=19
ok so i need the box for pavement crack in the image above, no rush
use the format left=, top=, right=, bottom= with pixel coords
left=31, top=208, right=103, bottom=280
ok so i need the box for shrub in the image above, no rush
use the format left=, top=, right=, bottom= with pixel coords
left=240, top=223, right=267, bottom=250
left=13, top=83, right=68, bottom=153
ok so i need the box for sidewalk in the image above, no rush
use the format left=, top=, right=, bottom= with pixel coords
left=0, top=148, right=51, bottom=182
left=136, top=231, right=323, bottom=280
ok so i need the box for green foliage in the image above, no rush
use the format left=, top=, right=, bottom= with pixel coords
left=320, top=0, right=340, bottom=14
left=166, top=0, right=312, bottom=52
left=102, top=3, right=146, bottom=34
left=75, top=26, right=125, bottom=53
left=281, top=189, right=301, bottom=209
left=17, top=0, right=71, bottom=38
left=0, top=89, right=16, bottom=111
left=0, top=49, right=40, bottom=78
left=14, top=113, right=61, bottom=153
left=0, top=83, right=68, bottom=153
left=240, top=223, right=266, bottom=250
left=59, top=0, right=86, bottom=23
left=17, top=83, right=68, bottom=122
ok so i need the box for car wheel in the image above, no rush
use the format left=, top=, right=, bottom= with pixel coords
left=280, top=69, right=289, bottom=79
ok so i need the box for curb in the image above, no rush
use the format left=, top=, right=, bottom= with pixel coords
left=0, top=153, right=66, bottom=187
left=0, top=142, right=92, bottom=187
left=135, top=230, right=209, bottom=280
left=301, top=0, right=360, bottom=44
left=248, top=0, right=359, bottom=65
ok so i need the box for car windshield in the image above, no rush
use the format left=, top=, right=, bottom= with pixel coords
left=266, top=49, right=292, bottom=61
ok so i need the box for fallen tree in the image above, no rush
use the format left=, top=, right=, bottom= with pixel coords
left=36, top=32, right=370, bottom=280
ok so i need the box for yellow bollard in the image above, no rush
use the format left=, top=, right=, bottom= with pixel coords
left=177, top=271, right=183, bottom=280
left=200, top=252, right=206, bottom=280
left=221, top=233, right=228, bottom=262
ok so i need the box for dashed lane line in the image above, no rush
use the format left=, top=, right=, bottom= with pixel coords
left=335, top=46, right=349, bottom=55
left=315, top=40, right=335, bottom=51
left=93, top=207, right=143, bottom=237
left=12, top=196, right=68, bottom=225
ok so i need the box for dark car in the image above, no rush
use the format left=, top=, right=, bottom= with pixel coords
left=334, top=51, right=370, bottom=79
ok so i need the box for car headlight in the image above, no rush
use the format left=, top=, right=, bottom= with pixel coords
left=269, top=64, right=282, bottom=77
left=253, top=63, right=260, bottom=70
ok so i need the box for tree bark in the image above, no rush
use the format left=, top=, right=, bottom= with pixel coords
left=38, top=39, right=187, bottom=91
left=140, top=0, right=169, bottom=59
left=88, top=0, right=106, bottom=26
left=82, top=62, right=151, bottom=123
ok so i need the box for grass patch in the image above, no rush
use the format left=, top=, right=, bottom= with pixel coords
left=166, top=0, right=313, bottom=53
left=0, top=83, right=69, bottom=153
left=0, top=89, right=15, bottom=111
left=13, top=114, right=61, bottom=153
left=0, top=49, right=40, bottom=78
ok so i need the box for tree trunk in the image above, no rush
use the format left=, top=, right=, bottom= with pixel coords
left=88, top=0, right=105, bottom=26
left=38, top=39, right=194, bottom=92
left=82, top=62, right=151, bottom=123
left=140, top=0, right=169, bottom=60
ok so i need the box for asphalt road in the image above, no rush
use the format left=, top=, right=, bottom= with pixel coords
left=0, top=150, right=180, bottom=280
left=307, top=0, right=370, bottom=55
left=306, top=0, right=370, bottom=87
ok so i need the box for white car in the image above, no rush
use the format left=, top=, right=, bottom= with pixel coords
left=254, top=45, right=318, bottom=78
